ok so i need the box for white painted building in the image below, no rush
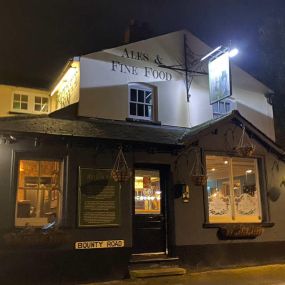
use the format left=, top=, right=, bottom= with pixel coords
left=65, top=30, right=274, bottom=140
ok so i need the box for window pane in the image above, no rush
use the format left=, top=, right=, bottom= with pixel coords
left=206, top=155, right=232, bottom=223
left=34, top=104, right=41, bottom=111
left=42, top=104, right=48, bottom=112
left=225, top=102, right=231, bottom=112
left=15, top=160, right=62, bottom=227
left=138, top=90, right=144, bottom=102
left=130, top=103, right=136, bottom=116
left=219, top=101, right=225, bottom=113
left=130, top=89, right=137, bottom=102
left=42, top=97, right=48, bottom=104
left=21, top=103, right=28, bottom=110
left=14, top=94, right=20, bottom=101
left=22, top=95, right=28, bottom=102
left=13, top=102, right=20, bottom=109
left=232, top=157, right=261, bottom=222
left=137, top=104, right=144, bottom=116
left=35, top=96, right=41, bottom=104
left=145, top=105, right=152, bottom=118
left=212, top=102, right=219, bottom=113
left=135, top=170, right=161, bottom=214
left=145, top=91, right=152, bottom=104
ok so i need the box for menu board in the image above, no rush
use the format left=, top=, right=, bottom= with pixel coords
left=78, top=168, right=120, bottom=227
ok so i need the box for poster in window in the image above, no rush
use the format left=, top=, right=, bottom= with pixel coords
left=208, top=52, right=232, bottom=104
left=78, top=168, right=120, bottom=227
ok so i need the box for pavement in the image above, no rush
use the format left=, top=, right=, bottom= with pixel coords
left=83, top=264, right=285, bottom=285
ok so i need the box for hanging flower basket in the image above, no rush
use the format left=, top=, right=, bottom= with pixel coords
left=111, top=146, right=131, bottom=182
left=3, top=230, right=69, bottom=249
left=189, top=149, right=207, bottom=186
left=235, top=126, right=255, bottom=157
left=236, top=145, right=255, bottom=157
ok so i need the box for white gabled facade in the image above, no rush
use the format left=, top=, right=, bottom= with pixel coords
left=75, top=30, right=275, bottom=140
left=0, top=31, right=274, bottom=140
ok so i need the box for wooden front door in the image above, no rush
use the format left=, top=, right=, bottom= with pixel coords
left=133, top=168, right=167, bottom=254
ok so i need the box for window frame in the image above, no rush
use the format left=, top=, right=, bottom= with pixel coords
left=128, top=83, right=155, bottom=121
left=12, top=152, right=67, bottom=229
left=11, top=91, right=50, bottom=114
left=202, top=151, right=270, bottom=226
left=212, top=98, right=235, bottom=119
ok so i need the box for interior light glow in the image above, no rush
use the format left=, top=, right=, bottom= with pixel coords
left=211, top=168, right=216, bottom=171
left=224, top=160, right=229, bottom=164
left=229, top=48, right=239, bottom=58
left=246, top=169, right=253, bottom=174
left=51, top=67, right=77, bottom=96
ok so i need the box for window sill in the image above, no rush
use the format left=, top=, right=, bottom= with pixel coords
left=126, top=117, right=161, bottom=125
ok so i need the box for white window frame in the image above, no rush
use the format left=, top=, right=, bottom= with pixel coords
left=11, top=91, right=50, bottom=114
left=212, top=98, right=235, bottom=119
left=128, top=84, right=154, bottom=121
left=205, top=154, right=263, bottom=224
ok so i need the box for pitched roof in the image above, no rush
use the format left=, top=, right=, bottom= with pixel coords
left=0, top=110, right=283, bottom=157
left=181, top=110, right=284, bottom=157
left=0, top=114, right=187, bottom=146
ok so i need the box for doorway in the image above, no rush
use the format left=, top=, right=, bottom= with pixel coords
left=133, top=167, right=168, bottom=254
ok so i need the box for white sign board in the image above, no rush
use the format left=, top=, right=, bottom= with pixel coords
left=208, top=52, right=231, bottom=104
left=75, top=239, right=125, bottom=250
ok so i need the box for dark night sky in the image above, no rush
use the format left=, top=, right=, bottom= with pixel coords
left=0, top=0, right=284, bottom=90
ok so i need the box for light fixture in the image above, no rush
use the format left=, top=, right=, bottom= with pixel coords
left=224, top=160, right=229, bottom=165
left=246, top=169, right=253, bottom=174
left=211, top=168, right=216, bottom=171
left=200, top=46, right=223, bottom=62
left=228, top=48, right=239, bottom=58
left=51, top=66, right=77, bottom=96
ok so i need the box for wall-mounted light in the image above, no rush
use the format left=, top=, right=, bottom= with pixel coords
left=51, top=66, right=78, bottom=96
left=229, top=48, right=239, bottom=58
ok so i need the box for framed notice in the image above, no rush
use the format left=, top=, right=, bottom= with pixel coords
left=78, top=168, right=121, bottom=227
left=208, top=52, right=232, bottom=104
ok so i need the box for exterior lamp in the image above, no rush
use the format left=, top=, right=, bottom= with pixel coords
left=228, top=48, right=239, bottom=58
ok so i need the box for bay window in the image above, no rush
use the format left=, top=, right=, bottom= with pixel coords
left=206, top=155, right=262, bottom=223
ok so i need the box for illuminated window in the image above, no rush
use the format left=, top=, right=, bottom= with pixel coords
left=206, top=155, right=262, bottom=223
left=34, top=96, right=49, bottom=112
left=12, top=92, right=49, bottom=114
left=129, top=84, right=154, bottom=121
left=134, top=170, right=161, bottom=214
left=13, top=93, right=28, bottom=111
left=212, top=98, right=235, bottom=118
left=15, top=160, right=62, bottom=227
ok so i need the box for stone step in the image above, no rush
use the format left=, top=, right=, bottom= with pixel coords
left=130, top=267, right=186, bottom=278
left=129, top=254, right=180, bottom=270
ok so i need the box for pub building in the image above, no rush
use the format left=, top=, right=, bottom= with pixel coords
left=0, top=30, right=284, bottom=283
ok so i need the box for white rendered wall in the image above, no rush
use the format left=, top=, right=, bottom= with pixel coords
left=78, top=30, right=275, bottom=140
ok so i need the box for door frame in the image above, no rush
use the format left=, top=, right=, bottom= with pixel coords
left=132, top=163, right=172, bottom=255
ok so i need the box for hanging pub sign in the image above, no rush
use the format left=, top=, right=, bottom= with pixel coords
left=208, top=52, right=232, bottom=104
left=78, top=168, right=120, bottom=227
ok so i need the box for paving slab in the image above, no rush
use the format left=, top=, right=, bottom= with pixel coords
left=82, top=264, right=285, bottom=285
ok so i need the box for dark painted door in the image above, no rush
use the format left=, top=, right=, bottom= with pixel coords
left=133, top=168, right=166, bottom=253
